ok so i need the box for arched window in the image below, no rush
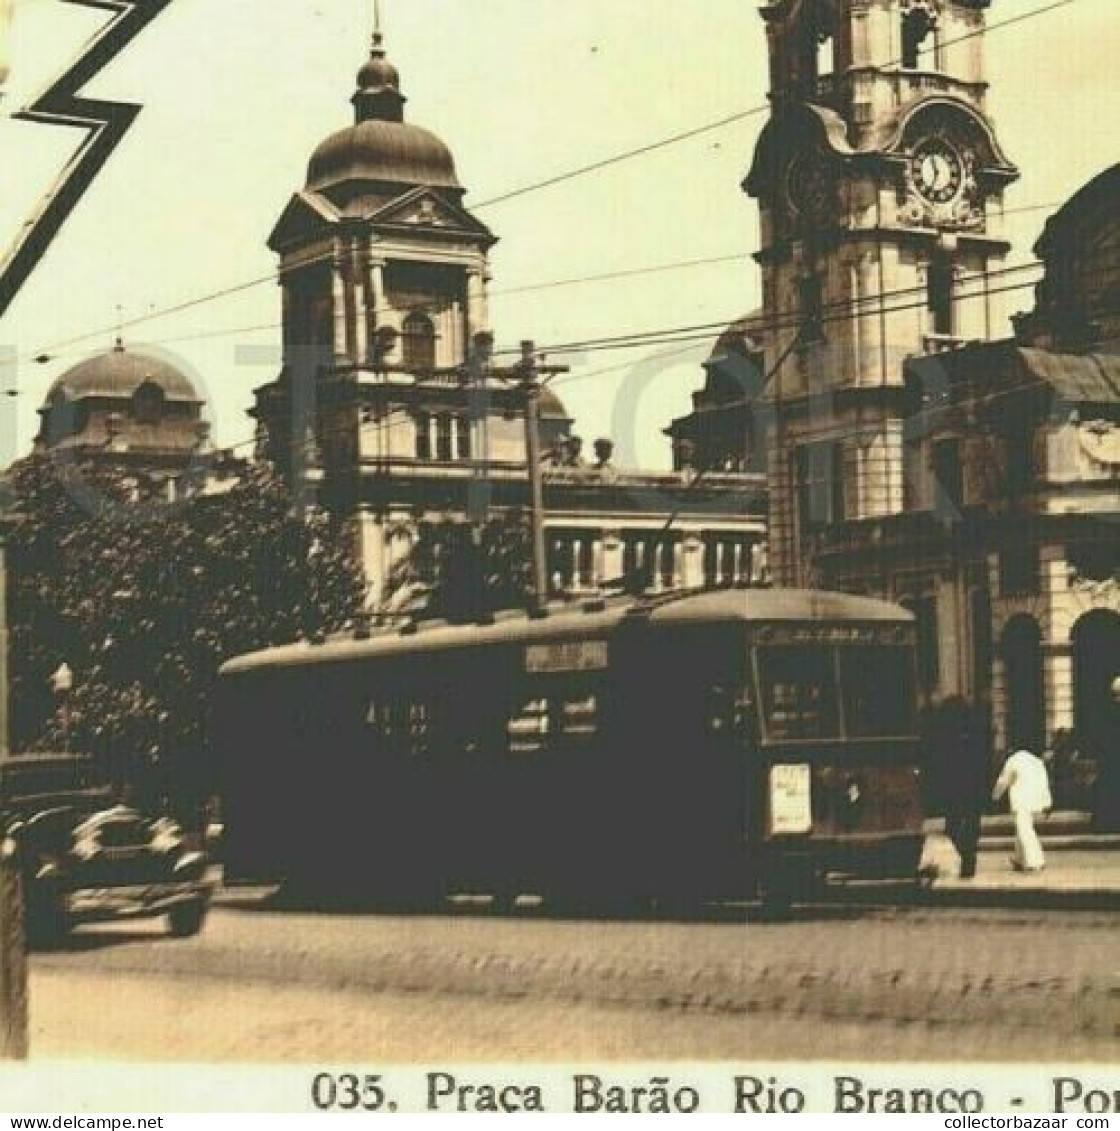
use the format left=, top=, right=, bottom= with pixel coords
left=927, top=258, right=955, bottom=336
left=902, top=4, right=940, bottom=70
left=133, top=379, right=165, bottom=425
left=402, top=313, right=436, bottom=371
left=1000, top=615, right=1045, bottom=752
left=1072, top=610, right=1120, bottom=764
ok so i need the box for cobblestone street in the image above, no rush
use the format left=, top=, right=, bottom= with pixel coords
left=29, top=898, right=1120, bottom=1062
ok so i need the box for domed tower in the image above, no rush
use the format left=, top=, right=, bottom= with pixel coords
left=36, top=341, right=213, bottom=491
left=253, top=16, right=512, bottom=605
left=263, top=20, right=496, bottom=388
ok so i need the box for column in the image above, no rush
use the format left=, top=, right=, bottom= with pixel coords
left=370, top=260, right=387, bottom=324
left=1044, top=648, right=1075, bottom=740
left=601, top=533, right=623, bottom=589
left=651, top=541, right=664, bottom=593
left=635, top=540, right=648, bottom=591
left=680, top=535, right=702, bottom=591
left=591, top=536, right=604, bottom=590
left=936, top=577, right=966, bottom=699
left=672, top=540, right=684, bottom=590
left=357, top=506, right=386, bottom=609
left=331, top=241, right=349, bottom=364
left=466, top=268, right=489, bottom=341
left=369, top=259, right=388, bottom=364
left=352, top=238, right=369, bottom=365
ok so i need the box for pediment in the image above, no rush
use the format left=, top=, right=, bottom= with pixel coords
left=268, top=192, right=341, bottom=252
left=365, top=187, right=496, bottom=243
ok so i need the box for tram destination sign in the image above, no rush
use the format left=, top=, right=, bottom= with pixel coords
left=751, top=623, right=911, bottom=646
left=525, top=640, right=610, bottom=674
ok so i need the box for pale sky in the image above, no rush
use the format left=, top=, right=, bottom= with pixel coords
left=1, top=0, right=1117, bottom=468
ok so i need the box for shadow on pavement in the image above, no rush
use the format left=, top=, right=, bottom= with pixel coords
left=32, top=925, right=165, bottom=954
left=221, top=882, right=883, bottom=925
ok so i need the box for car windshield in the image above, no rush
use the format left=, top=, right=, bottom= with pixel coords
left=756, top=643, right=914, bottom=742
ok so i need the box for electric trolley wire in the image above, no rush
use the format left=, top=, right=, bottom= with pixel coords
left=467, top=0, right=1079, bottom=210
left=27, top=255, right=1056, bottom=371
left=211, top=269, right=1120, bottom=467
left=15, top=0, right=1079, bottom=368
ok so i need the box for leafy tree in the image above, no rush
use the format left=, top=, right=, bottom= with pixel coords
left=5, top=456, right=364, bottom=816
left=384, top=510, right=534, bottom=623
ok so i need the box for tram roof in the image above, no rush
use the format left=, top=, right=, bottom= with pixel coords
left=220, top=589, right=912, bottom=677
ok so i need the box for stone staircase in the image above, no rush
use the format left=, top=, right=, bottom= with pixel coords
left=925, top=811, right=1120, bottom=851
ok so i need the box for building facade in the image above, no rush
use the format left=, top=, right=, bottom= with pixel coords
left=744, top=0, right=1018, bottom=591
left=254, top=25, right=766, bottom=610
left=725, top=0, right=1118, bottom=809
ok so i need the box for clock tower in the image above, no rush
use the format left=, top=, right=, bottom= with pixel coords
left=744, top=0, right=1018, bottom=587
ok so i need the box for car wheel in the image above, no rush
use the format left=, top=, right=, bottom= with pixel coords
left=27, top=896, right=69, bottom=950
left=167, top=899, right=207, bottom=938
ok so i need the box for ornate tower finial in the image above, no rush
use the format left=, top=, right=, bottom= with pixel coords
left=353, top=0, right=406, bottom=123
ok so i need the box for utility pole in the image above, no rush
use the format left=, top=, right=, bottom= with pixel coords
left=518, top=342, right=549, bottom=616
left=465, top=332, right=494, bottom=621
left=459, top=340, right=565, bottom=617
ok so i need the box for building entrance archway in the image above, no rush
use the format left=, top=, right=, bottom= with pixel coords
left=1073, top=609, right=1120, bottom=826
left=1000, top=615, right=1045, bottom=753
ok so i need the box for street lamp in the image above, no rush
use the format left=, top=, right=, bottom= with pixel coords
left=49, top=661, right=73, bottom=753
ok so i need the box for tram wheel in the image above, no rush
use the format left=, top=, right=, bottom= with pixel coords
left=757, top=865, right=797, bottom=918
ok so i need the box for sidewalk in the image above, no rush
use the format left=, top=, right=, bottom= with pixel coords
left=921, top=832, right=1120, bottom=909
left=924, top=810, right=1120, bottom=851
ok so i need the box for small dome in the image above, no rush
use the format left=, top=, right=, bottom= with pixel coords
left=45, top=345, right=201, bottom=406
left=357, top=52, right=400, bottom=93
left=538, top=385, right=571, bottom=420
left=707, top=311, right=763, bottom=365
left=307, top=119, right=461, bottom=194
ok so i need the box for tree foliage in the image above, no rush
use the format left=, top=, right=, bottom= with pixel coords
left=385, top=511, right=535, bottom=623
left=6, top=456, right=364, bottom=811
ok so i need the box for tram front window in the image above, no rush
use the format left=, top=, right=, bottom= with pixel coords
left=757, top=645, right=839, bottom=741
left=840, top=646, right=915, bottom=738
left=757, top=643, right=916, bottom=742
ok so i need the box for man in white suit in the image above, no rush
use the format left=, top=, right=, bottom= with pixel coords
left=992, top=749, right=1053, bottom=872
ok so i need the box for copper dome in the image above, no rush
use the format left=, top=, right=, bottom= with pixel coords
left=306, top=119, right=461, bottom=194
left=45, top=345, right=201, bottom=405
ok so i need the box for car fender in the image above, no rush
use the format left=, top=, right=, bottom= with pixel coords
left=172, top=851, right=207, bottom=881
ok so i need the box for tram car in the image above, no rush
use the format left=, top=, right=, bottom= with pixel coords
left=216, top=590, right=926, bottom=907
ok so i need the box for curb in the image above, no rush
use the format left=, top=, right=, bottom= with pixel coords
left=830, top=880, right=1120, bottom=912
left=978, top=835, right=1120, bottom=852
left=921, top=885, right=1120, bottom=911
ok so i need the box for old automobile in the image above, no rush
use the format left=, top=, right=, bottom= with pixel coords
left=15, top=803, right=213, bottom=945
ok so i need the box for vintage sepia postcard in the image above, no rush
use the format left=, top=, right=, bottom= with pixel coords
left=0, top=0, right=1116, bottom=1115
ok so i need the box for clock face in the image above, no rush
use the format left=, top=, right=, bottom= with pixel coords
left=785, top=152, right=834, bottom=223
left=910, top=137, right=965, bottom=204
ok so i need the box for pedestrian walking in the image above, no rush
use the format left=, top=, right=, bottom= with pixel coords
left=940, top=698, right=990, bottom=879
left=992, top=748, right=1052, bottom=872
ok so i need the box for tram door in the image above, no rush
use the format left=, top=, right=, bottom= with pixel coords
left=618, top=624, right=748, bottom=896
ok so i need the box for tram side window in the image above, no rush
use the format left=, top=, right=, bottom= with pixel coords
left=506, top=691, right=599, bottom=756
left=757, top=646, right=840, bottom=741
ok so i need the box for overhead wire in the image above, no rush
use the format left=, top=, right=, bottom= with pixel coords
left=14, top=0, right=1079, bottom=367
